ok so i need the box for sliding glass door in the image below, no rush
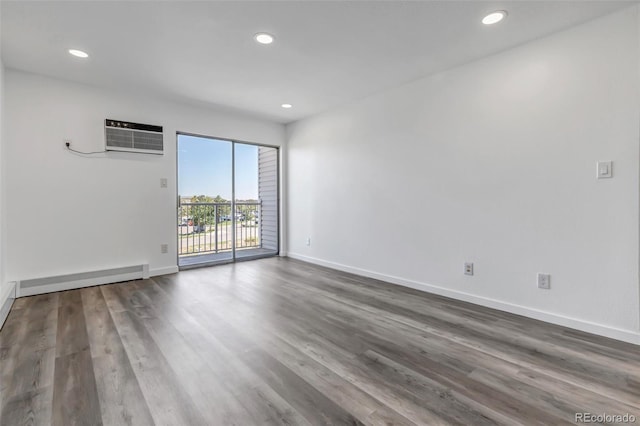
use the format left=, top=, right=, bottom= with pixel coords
left=177, top=134, right=278, bottom=268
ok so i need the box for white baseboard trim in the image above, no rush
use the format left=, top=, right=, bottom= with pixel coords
left=150, top=266, right=179, bottom=277
left=17, top=264, right=150, bottom=297
left=13, top=264, right=179, bottom=299
left=287, top=252, right=640, bottom=346
left=0, top=281, right=17, bottom=330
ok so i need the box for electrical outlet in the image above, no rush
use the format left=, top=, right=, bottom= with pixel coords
left=306, top=237, right=311, bottom=246
left=537, top=273, right=551, bottom=289
left=464, top=262, right=474, bottom=276
left=160, top=244, right=168, bottom=254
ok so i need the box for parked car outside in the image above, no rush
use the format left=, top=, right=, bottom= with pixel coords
left=220, top=213, right=245, bottom=221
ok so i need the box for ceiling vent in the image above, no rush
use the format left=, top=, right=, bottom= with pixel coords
left=105, top=119, right=164, bottom=154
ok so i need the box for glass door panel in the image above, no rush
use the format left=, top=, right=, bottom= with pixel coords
left=234, top=143, right=279, bottom=260
left=177, top=135, right=233, bottom=267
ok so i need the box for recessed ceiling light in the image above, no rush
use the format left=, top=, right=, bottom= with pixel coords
left=482, top=11, right=507, bottom=25
left=68, top=49, right=89, bottom=58
left=281, top=103, right=292, bottom=109
left=254, top=33, right=274, bottom=45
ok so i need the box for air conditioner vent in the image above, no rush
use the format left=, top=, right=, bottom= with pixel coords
left=105, top=119, right=164, bottom=154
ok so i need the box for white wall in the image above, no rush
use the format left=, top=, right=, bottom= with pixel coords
left=286, top=7, right=640, bottom=343
left=0, top=3, right=9, bottom=311
left=0, top=59, right=4, bottom=294
left=4, top=70, right=284, bottom=281
left=258, top=146, right=279, bottom=251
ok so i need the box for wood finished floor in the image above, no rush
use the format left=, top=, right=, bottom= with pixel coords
left=1, top=257, right=639, bottom=426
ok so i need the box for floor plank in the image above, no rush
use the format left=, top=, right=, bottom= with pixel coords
left=82, top=286, right=154, bottom=426
left=52, top=290, right=102, bottom=426
left=106, top=307, right=206, bottom=426
left=1, top=293, right=58, bottom=426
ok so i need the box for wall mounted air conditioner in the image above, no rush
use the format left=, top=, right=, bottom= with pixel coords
left=105, top=119, right=164, bottom=154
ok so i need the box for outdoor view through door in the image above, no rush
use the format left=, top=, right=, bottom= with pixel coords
left=177, top=134, right=278, bottom=268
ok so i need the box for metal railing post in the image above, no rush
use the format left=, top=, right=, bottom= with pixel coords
left=215, top=205, right=218, bottom=253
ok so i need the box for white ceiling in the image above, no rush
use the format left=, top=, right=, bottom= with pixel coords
left=1, top=1, right=635, bottom=124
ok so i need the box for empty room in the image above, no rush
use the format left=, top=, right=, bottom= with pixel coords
left=1, top=1, right=639, bottom=425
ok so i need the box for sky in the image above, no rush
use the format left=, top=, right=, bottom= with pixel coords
left=178, top=135, right=261, bottom=200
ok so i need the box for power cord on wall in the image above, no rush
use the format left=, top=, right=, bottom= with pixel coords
left=65, top=141, right=107, bottom=155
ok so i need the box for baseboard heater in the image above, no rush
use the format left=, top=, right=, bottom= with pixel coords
left=16, top=264, right=150, bottom=297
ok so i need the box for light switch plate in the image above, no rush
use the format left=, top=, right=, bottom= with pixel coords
left=597, top=161, right=612, bottom=179
left=160, top=178, right=168, bottom=188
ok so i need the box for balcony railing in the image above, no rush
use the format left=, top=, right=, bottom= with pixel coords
left=178, top=201, right=261, bottom=256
